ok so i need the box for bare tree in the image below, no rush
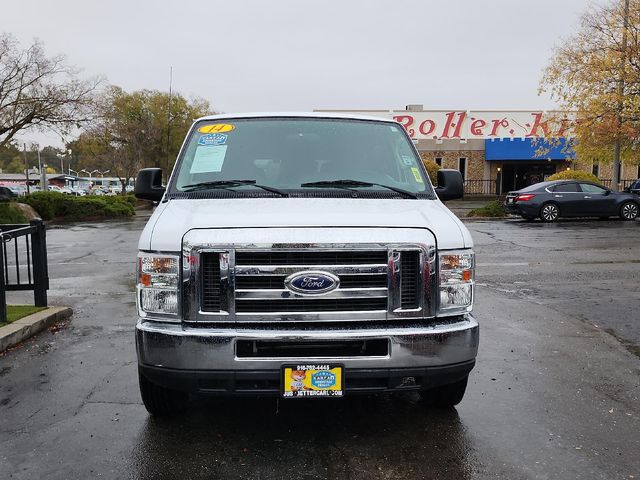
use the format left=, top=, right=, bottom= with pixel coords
left=0, top=33, right=100, bottom=148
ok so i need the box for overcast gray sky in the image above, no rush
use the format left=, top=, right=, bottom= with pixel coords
left=3, top=0, right=588, bottom=147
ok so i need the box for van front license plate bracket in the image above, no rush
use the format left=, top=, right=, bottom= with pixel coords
left=281, top=364, right=344, bottom=398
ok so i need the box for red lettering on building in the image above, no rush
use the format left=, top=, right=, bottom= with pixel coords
left=489, top=118, right=509, bottom=136
left=556, top=117, right=572, bottom=137
left=470, top=119, right=487, bottom=136
left=526, top=112, right=551, bottom=137
left=419, top=119, right=436, bottom=136
left=393, top=115, right=415, bottom=137
left=441, top=111, right=467, bottom=138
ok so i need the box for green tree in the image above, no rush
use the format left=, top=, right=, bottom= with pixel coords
left=70, top=86, right=213, bottom=191
left=541, top=0, right=640, bottom=185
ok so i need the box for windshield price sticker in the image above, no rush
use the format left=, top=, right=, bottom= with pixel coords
left=282, top=364, right=344, bottom=398
left=411, top=167, right=424, bottom=183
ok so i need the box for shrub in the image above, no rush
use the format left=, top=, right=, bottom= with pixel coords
left=467, top=200, right=506, bottom=218
left=23, top=191, right=135, bottom=221
left=422, top=159, right=441, bottom=184
left=22, top=191, right=67, bottom=220
left=119, top=194, right=137, bottom=207
left=0, top=203, right=28, bottom=224
left=548, top=170, right=600, bottom=184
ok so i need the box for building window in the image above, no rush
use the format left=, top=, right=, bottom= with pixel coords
left=592, top=161, right=599, bottom=178
left=637, top=164, right=640, bottom=178
left=458, top=157, right=467, bottom=180
left=435, top=157, right=442, bottom=166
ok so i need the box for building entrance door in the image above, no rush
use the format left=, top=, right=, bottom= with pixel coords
left=501, top=163, right=558, bottom=192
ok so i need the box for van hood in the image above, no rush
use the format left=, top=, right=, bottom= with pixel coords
left=139, top=198, right=472, bottom=251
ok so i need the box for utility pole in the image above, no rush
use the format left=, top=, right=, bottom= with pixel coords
left=37, top=145, right=48, bottom=191
left=23, top=143, right=30, bottom=195
left=613, top=0, right=630, bottom=190
left=165, top=66, right=173, bottom=183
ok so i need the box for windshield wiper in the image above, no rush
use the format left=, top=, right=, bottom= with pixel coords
left=181, top=180, right=288, bottom=197
left=300, top=179, right=418, bottom=199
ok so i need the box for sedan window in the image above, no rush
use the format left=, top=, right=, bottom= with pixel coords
left=552, top=183, right=580, bottom=192
left=580, top=183, right=607, bottom=194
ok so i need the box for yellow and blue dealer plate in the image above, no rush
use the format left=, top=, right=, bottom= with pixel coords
left=282, top=364, right=344, bottom=398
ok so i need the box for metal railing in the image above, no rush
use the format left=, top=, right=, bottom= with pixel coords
left=600, top=179, right=636, bottom=190
left=463, top=180, right=499, bottom=195
left=0, top=219, right=49, bottom=323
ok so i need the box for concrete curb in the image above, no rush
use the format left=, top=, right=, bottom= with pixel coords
left=0, top=306, right=73, bottom=353
left=460, top=216, right=511, bottom=221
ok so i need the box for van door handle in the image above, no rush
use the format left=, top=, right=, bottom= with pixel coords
left=554, top=195, right=563, bottom=198
left=583, top=196, right=591, bottom=199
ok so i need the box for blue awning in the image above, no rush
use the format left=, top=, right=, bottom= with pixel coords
left=485, top=138, right=575, bottom=161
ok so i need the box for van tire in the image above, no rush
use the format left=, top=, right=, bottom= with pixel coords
left=139, top=368, right=188, bottom=416
left=419, top=376, right=468, bottom=408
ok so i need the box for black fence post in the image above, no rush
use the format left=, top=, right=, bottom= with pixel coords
left=0, top=234, right=6, bottom=324
left=30, top=219, right=48, bottom=307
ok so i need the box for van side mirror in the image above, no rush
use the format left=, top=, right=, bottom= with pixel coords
left=134, top=168, right=165, bottom=201
left=435, top=169, right=464, bottom=201
left=605, top=189, right=612, bottom=195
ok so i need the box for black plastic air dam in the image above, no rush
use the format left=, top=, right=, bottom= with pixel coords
left=138, top=360, right=476, bottom=395
left=236, top=339, right=389, bottom=358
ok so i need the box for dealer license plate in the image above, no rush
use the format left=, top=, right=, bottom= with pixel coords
left=281, top=364, right=344, bottom=398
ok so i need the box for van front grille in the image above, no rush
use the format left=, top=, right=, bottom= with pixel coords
left=235, top=298, right=388, bottom=313
left=235, top=251, right=388, bottom=266
left=196, top=246, right=428, bottom=322
left=201, top=253, right=221, bottom=312
left=401, top=251, right=420, bottom=309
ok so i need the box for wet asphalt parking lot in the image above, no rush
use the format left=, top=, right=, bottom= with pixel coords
left=0, top=213, right=639, bottom=479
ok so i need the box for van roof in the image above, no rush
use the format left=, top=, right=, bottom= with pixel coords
left=194, top=111, right=397, bottom=124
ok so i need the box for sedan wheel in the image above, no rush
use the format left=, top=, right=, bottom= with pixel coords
left=540, top=203, right=560, bottom=222
left=620, top=201, right=639, bottom=220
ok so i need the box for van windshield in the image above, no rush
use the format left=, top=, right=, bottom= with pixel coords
left=172, top=118, right=432, bottom=196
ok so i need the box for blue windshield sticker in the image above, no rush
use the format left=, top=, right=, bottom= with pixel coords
left=198, top=133, right=227, bottom=146
left=401, top=155, right=414, bottom=166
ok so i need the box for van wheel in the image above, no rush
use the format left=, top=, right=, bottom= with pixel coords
left=139, top=368, right=188, bottom=416
left=419, top=376, right=468, bottom=408
left=620, top=201, right=639, bottom=220
left=540, top=203, right=560, bottom=222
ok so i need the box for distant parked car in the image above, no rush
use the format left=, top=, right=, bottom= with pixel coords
left=504, top=180, right=639, bottom=222
left=624, top=179, right=640, bottom=195
left=7, top=185, right=27, bottom=197
left=0, top=186, right=18, bottom=201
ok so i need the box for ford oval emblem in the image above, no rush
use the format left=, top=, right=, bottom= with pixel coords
left=284, top=271, right=340, bottom=295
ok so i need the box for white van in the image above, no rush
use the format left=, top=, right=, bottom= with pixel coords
left=134, top=113, right=478, bottom=415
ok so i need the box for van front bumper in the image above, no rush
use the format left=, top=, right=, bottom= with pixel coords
left=136, top=315, right=479, bottom=395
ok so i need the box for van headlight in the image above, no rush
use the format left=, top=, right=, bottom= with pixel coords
left=137, top=252, right=180, bottom=320
left=437, top=249, right=474, bottom=315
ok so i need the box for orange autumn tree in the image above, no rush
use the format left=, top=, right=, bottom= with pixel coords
left=541, top=0, right=640, bottom=185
